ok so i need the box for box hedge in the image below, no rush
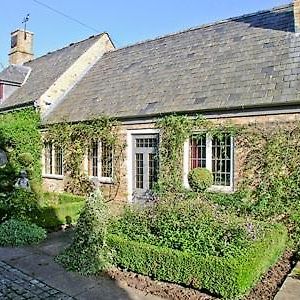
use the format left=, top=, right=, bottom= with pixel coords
left=107, top=223, right=287, bottom=299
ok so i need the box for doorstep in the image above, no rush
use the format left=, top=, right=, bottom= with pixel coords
left=274, top=261, right=300, bottom=300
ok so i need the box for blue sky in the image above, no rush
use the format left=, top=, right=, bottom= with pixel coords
left=1, top=0, right=289, bottom=68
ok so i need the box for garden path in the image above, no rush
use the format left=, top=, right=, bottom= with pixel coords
left=0, top=230, right=164, bottom=300
left=274, top=261, right=300, bottom=300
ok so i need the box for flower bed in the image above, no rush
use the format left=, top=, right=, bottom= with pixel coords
left=107, top=198, right=287, bottom=298
left=107, top=224, right=287, bottom=298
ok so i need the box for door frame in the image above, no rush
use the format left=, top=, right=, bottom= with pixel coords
left=126, top=128, right=160, bottom=203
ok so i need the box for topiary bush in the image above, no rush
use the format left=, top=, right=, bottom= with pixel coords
left=188, top=167, right=213, bottom=192
left=56, top=190, right=112, bottom=274
left=0, top=218, right=46, bottom=246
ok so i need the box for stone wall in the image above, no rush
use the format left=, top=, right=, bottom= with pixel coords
left=42, top=112, right=300, bottom=202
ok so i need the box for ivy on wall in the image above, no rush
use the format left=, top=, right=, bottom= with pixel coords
left=236, top=122, right=300, bottom=219
left=155, top=114, right=239, bottom=194
left=45, top=117, right=125, bottom=197
left=0, top=108, right=42, bottom=193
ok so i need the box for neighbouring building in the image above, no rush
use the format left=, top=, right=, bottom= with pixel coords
left=1, top=1, right=300, bottom=203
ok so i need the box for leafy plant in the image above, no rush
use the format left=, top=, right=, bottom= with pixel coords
left=188, top=167, right=213, bottom=192
left=110, top=196, right=262, bottom=257
left=0, top=108, right=42, bottom=194
left=0, top=218, right=46, bottom=246
left=57, top=190, right=112, bottom=274
left=0, top=189, right=39, bottom=221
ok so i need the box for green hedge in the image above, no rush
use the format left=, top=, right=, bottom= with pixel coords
left=107, top=224, right=287, bottom=299
left=36, top=201, right=85, bottom=229
left=43, top=192, right=85, bottom=205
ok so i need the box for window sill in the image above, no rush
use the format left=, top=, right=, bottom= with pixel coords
left=208, top=185, right=234, bottom=193
left=89, top=176, right=114, bottom=184
left=43, top=174, right=64, bottom=180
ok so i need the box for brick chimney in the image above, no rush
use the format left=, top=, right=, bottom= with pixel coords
left=9, top=29, right=34, bottom=65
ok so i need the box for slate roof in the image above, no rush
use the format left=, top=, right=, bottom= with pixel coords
left=0, top=33, right=105, bottom=111
left=0, top=65, right=31, bottom=84
left=44, top=3, right=300, bottom=124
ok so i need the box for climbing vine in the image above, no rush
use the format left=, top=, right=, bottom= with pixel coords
left=155, top=114, right=240, bottom=194
left=0, top=108, right=42, bottom=194
left=45, top=116, right=125, bottom=197
left=236, top=121, right=300, bottom=219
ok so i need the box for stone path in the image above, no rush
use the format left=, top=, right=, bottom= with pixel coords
left=0, top=230, right=164, bottom=300
left=275, top=261, right=300, bottom=300
left=0, top=261, right=73, bottom=299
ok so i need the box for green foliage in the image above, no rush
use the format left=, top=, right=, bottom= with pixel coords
left=36, top=201, right=84, bottom=229
left=0, top=189, right=39, bottom=222
left=0, top=190, right=85, bottom=229
left=0, top=108, right=42, bottom=193
left=57, top=190, right=112, bottom=274
left=110, top=197, right=263, bottom=257
left=188, top=168, right=213, bottom=192
left=236, top=124, right=300, bottom=218
left=45, top=117, right=125, bottom=196
left=0, top=218, right=46, bottom=246
left=108, top=223, right=287, bottom=299
left=18, top=152, right=34, bottom=167
left=155, top=114, right=239, bottom=195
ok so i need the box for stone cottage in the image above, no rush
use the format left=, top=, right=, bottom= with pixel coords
left=1, top=2, right=300, bottom=203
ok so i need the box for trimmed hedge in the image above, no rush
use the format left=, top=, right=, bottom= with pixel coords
left=36, top=201, right=85, bottom=229
left=107, top=224, right=287, bottom=299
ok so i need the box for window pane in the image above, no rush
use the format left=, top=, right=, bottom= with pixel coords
left=101, top=142, right=113, bottom=178
left=212, top=134, right=232, bottom=186
left=149, top=153, right=158, bottom=189
left=136, top=153, right=143, bottom=189
left=136, top=138, right=157, bottom=148
left=55, top=146, right=63, bottom=175
left=44, top=142, right=53, bottom=174
left=190, top=135, right=206, bottom=169
left=88, top=141, right=98, bottom=177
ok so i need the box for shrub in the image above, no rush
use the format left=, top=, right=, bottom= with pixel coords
left=57, top=190, right=112, bottom=274
left=0, top=189, right=39, bottom=221
left=108, top=223, right=287, bottom=299
left=188, top=168, right=213, bottom=192
left=110, top=198, right=257, bottom=256
left=18, top=152, right=34, bottom=167
left=0, top=218, right=46, bottom=246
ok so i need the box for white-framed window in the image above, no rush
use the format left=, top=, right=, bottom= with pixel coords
left=44, top=142, right=63, bottom=177
left=87, top=140, right=113, bottom=182
left=184, top=133, right=234, bottom=192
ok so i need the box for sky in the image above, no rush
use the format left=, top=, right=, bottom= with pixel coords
left=1, top=0, right=290, bottom=68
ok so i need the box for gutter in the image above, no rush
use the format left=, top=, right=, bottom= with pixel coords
left=0, top=101, right=34, bottom=114
left=41, top=101, right=300, bottom=127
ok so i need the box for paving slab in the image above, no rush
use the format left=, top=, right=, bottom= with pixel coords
left=0, top=230, right=165, bottom=300
left=274, top=262, right=300, bottom=300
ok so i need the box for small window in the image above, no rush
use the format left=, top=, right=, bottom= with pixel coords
left=44, top=142, right=53, bottom=174
left=190, top=134, right=206, bottom=169
left=44, top=143, right=63, bottom=176
left=54, top=146, right=63, bottom=175
left=88, top=140, right=113, bottom=180
left=189, top=133, right=233, bottom=189
left=101, top=142, right=113, bottom=178
left=88, top=141, right=99, bottom=177
left=212, top=134, right=232, bottom=187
